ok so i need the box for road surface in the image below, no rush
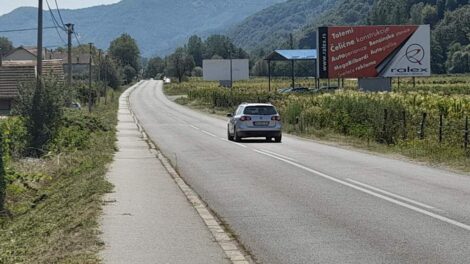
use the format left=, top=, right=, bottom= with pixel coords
left=130, top=80, right=470, bottom=264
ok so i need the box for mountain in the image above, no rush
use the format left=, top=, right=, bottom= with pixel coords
left=228, top=0, right=339, bottom=54
left=0, top=0, right=286, bottom=57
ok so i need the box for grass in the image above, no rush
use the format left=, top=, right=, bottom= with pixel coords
left=165, top=77, right=470, bottom=173
left=0, top=92, right=121, bottom=263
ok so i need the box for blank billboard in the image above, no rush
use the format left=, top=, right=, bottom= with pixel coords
left=203, top=59, right=249, bottom=81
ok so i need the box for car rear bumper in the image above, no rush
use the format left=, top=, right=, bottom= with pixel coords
left=237, top=130, right=282, bottom=138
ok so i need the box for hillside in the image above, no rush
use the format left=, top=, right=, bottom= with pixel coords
left=231, top=0, right=469, bottom=73
left=228, top=0, right=339, bottom=53
left=0, top=0, right=285, bottom=57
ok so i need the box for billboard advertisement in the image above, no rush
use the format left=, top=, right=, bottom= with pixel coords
left=317, top=25, right=431, bottom=78
left=203, top=59, right=249, bottom=81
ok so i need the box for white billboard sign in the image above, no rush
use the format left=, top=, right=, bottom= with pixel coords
left=381, top=25, right=431, bottom=77
left=203, top=59, right=249, bottom=81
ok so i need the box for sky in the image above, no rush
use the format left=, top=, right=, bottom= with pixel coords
left=0, top=0, right=121, bottom=16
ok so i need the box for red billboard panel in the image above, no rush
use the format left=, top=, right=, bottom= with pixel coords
left=317, top=25, right=431, bottom=78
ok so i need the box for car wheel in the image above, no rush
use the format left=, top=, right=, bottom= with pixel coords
left=234, top=127, right=242, bottom=142
left=227, top=126, right=234, bottom=141
left=274, top=135, right=282, bottom=143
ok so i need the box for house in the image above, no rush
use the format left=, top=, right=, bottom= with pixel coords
left=2, top=46, right=92, bottom=77
left=0, top=60, right=64, bottom=115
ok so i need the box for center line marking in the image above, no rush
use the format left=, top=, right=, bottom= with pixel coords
left=253, top=150, right=470, bottom=232
left=232, top=142, right=247, bottom=148
left=201, top=130, right=217, bottom=137
left=346, top=178, right=437, bottom=210
left=258, top=149, right=297, bottom=161
left=189, top=125, right=200, bottom=130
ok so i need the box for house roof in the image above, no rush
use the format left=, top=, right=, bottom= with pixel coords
left=4, top=47, right=92, bottom=65
left=0, top=60, right=65, bottom=99
left=265, top=49, right=317, bottom=61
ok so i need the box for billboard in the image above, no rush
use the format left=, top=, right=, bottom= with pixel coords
left=317, top=25, right=431, bottom=78
left=203, top=59, right=249, bottom=81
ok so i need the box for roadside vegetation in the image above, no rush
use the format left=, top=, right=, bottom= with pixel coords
left=0, top=80, right=120, bottom=263
left=0, top=32, right=142, bottom=263
left=165, top=76, right=470, bottom=172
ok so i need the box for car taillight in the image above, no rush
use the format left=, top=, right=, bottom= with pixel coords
left=240, top=116, right=252, bottom=121
left=272, top=116, right=281, bottom=121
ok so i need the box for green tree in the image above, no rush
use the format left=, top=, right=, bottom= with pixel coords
left=122, top=65, right=137, bottom=84
left=421, top=5, right=438, bottom=27
left=144, top=57, right=165, bottom=79
left=187, top=35, right=204, bottom=67
left=0, top=36, right=13, bottom=56
left=14, top=78, right=66, bottom=157
left=98, top=57, right=121, bottom=89
left=165, top=48, right=195, bottom=83
left=109, top=33, right=141, bottom=72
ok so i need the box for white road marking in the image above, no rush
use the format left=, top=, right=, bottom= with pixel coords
left=189, top=125, right=200, bottom=130
left=258, top=149, right=297, bottom=162
left=201, top=130, right=217, bottom=137
left=346, top=178, right=437, bottom=210
left=232, top=142, right=247, bottom=148
left=253, top=150, right=470, bottom=232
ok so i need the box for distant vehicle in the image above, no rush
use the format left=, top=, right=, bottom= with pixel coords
left=309, top=85, right=339, bottom=94
left=69, top=102, right=81, bottom=110
left=280, top=87, right=309, bottom=94
left=227, top=103, right=282, bottom=142
left=163, top=77, right=171, bottom=84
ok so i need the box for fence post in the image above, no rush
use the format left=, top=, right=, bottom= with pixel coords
left=419, top=112, right=427, bottom=140
left=464, top=116, right=469, bottom=150
left=402, top=111, right=407, bottom=140
left=439, top=114, right=443, bottom=143
left=382, top=109, right=388, bottom=142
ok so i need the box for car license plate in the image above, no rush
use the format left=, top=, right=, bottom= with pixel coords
left=254, top=121, right=269, bottom=126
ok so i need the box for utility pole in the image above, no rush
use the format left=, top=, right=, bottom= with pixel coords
left=104, top=54, right=108, bottom=105
left=65, top=23, right=74, bottom=89
left=98, top=49, right=101, bottom=104
left=37, top=0, right=43, bottom=87
left=88, top=43, right=93, bottom=113
left=229, top=49, right=233, bottom=88
left=290, top=33, right=295, bottom=89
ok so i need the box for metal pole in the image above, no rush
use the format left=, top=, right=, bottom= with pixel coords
left=268, top=60, right=271, bottom=92
left=98, top=49, right=101, bottom=104
left=229, top=50, right=233, bottom=88
left=65, top=23, right=74, bottom=89
left=37, top=0, right=43, bottom=85
left=291, top=60, right=295, bottom=88
left=88, top=43, right=93, bottom=113
left=104, top=55, right=108, bottom=105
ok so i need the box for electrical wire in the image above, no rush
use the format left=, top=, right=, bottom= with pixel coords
left=54, top=0, right=67, bottom=29
left=0, top=26, right=57, bottom=33
left=73, top=31, right=82, bottom=46
left=45, top=0, right=67, bottom=45
left=45, top=0, right=66, bottom=31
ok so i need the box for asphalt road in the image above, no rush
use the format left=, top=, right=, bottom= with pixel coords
left=130, top=80, right=470, bottom=264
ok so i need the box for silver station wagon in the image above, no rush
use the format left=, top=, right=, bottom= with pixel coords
left=227, top=103, right=282, bottom=142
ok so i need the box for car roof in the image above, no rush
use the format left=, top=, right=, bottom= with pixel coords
left=240, top=103, right=274, bottom=107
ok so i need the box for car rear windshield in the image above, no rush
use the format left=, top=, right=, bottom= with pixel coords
left=243, top=106, right=277, bottom=115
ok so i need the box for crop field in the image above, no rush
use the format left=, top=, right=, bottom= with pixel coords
left=165, top=75, right=470, bottom=170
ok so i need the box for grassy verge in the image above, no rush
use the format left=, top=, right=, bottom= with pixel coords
left=0, top=93, right=120, bottom=263
left=165, top=80, right=470, bottom=173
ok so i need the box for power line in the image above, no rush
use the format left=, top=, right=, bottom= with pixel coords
left=45, top=0, right=66, bottom=45
left=73, top=31, right=82, bottom=46
left=0, top=26, right=57, bottom=33
left=45, top=0, right=65, bottom=31
left=54, top=0, right=67, bottom=29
